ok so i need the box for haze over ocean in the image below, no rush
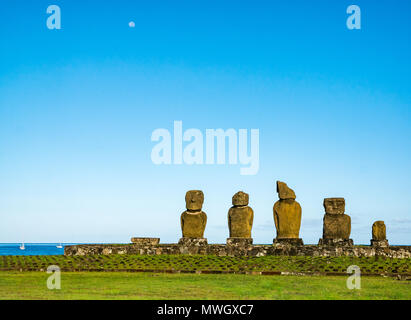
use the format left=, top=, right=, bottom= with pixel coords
left=0, top=0, right=410, bottom=245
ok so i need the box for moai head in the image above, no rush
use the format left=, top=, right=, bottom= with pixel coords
left=232, top=191, right=249, bottom=206
left=185, top=190, right=204, bottom=211
left=276, top=181, right=296, bottom=200
left=323, top=198, right=345, bottom=214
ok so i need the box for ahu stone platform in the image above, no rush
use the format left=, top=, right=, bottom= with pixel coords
left=64, top=238, right=411, bottom=259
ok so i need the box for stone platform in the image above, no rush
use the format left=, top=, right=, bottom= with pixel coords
left=64, top=238, right=411, bottom=259
left=274, top=238, right=304, bottom=246
left=318, top=238, right=354, bottom=247
left=371, top=239, right=389, bottom=248
left=131, top=237, right=160, bottom=245
left=227, top=238, right=253, bottom=246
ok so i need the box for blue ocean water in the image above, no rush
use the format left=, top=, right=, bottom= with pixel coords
left=0, top=243, right=75, bottom=256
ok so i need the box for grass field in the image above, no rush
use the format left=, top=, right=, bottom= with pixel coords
left=1, top=255, right=410, bottom=275
left=0, top=271, right=410, bottom=300
left=1, top=255, right=409, bottom=300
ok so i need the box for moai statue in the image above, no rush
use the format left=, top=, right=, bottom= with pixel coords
left=318, top=198, right=353, bottom=246
left=371, top=221, right=389, bottom=247
left=273, top=181, right=303, bottom=245
left=179, top=190, right=208, bottom=247
left=227, top=191, right=254, bottom=246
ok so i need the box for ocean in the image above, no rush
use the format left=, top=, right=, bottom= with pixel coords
left=0, top=243, right=75, bottom=256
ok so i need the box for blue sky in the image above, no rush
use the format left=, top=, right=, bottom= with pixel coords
left=0, top=0, right=410, bottom=244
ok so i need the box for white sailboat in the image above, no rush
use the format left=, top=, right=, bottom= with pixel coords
left=56, top=243, right=63, bottom=249
left=19, top=243, right=25, bottom=250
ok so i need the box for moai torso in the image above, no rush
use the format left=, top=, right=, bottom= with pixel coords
left=273, top=181, right=302, bottom=239
left=273, top=199, right=302, bottom=238
left=372, top=221, right=386, bottom=240
left=228, top=191, right=254, bottom=238
left=181, top=190, right=207, bottom=238
left=181, top=212, right=207, bottom=238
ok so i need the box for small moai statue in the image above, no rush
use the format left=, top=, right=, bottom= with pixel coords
left=227, top=191, right=254, bottom=246
left=273, top=181, right=303, bottom=245
left=371, top=221, right=389, bottom=247
left=179, top=190, right=208, bottom=247
left=318, top=198, right=353, bottom=246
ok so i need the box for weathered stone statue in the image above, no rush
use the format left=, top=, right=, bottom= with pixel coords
left=273, top=181, right=303, bottom=245
left=319, top=198, right=353, bottom=246
left=179, top=190, right=208, bottom=248
left=371, top=221, right=389, bottom=247
left=227, top=191, right=254, bottom=246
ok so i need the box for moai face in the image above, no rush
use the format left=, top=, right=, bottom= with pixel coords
left=232, top=191, right=249, bottom=206
left=323, top=198, right=345, bottom=214
left=185, top=190, right=204, bottom=211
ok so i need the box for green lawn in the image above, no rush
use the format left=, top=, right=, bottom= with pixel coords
left=0, top=271, right=409, bottom=300
left=1, top=255, right=410, bottom=275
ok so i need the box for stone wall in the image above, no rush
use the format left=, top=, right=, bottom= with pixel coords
left=64, top=242, right=411, bottom=259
